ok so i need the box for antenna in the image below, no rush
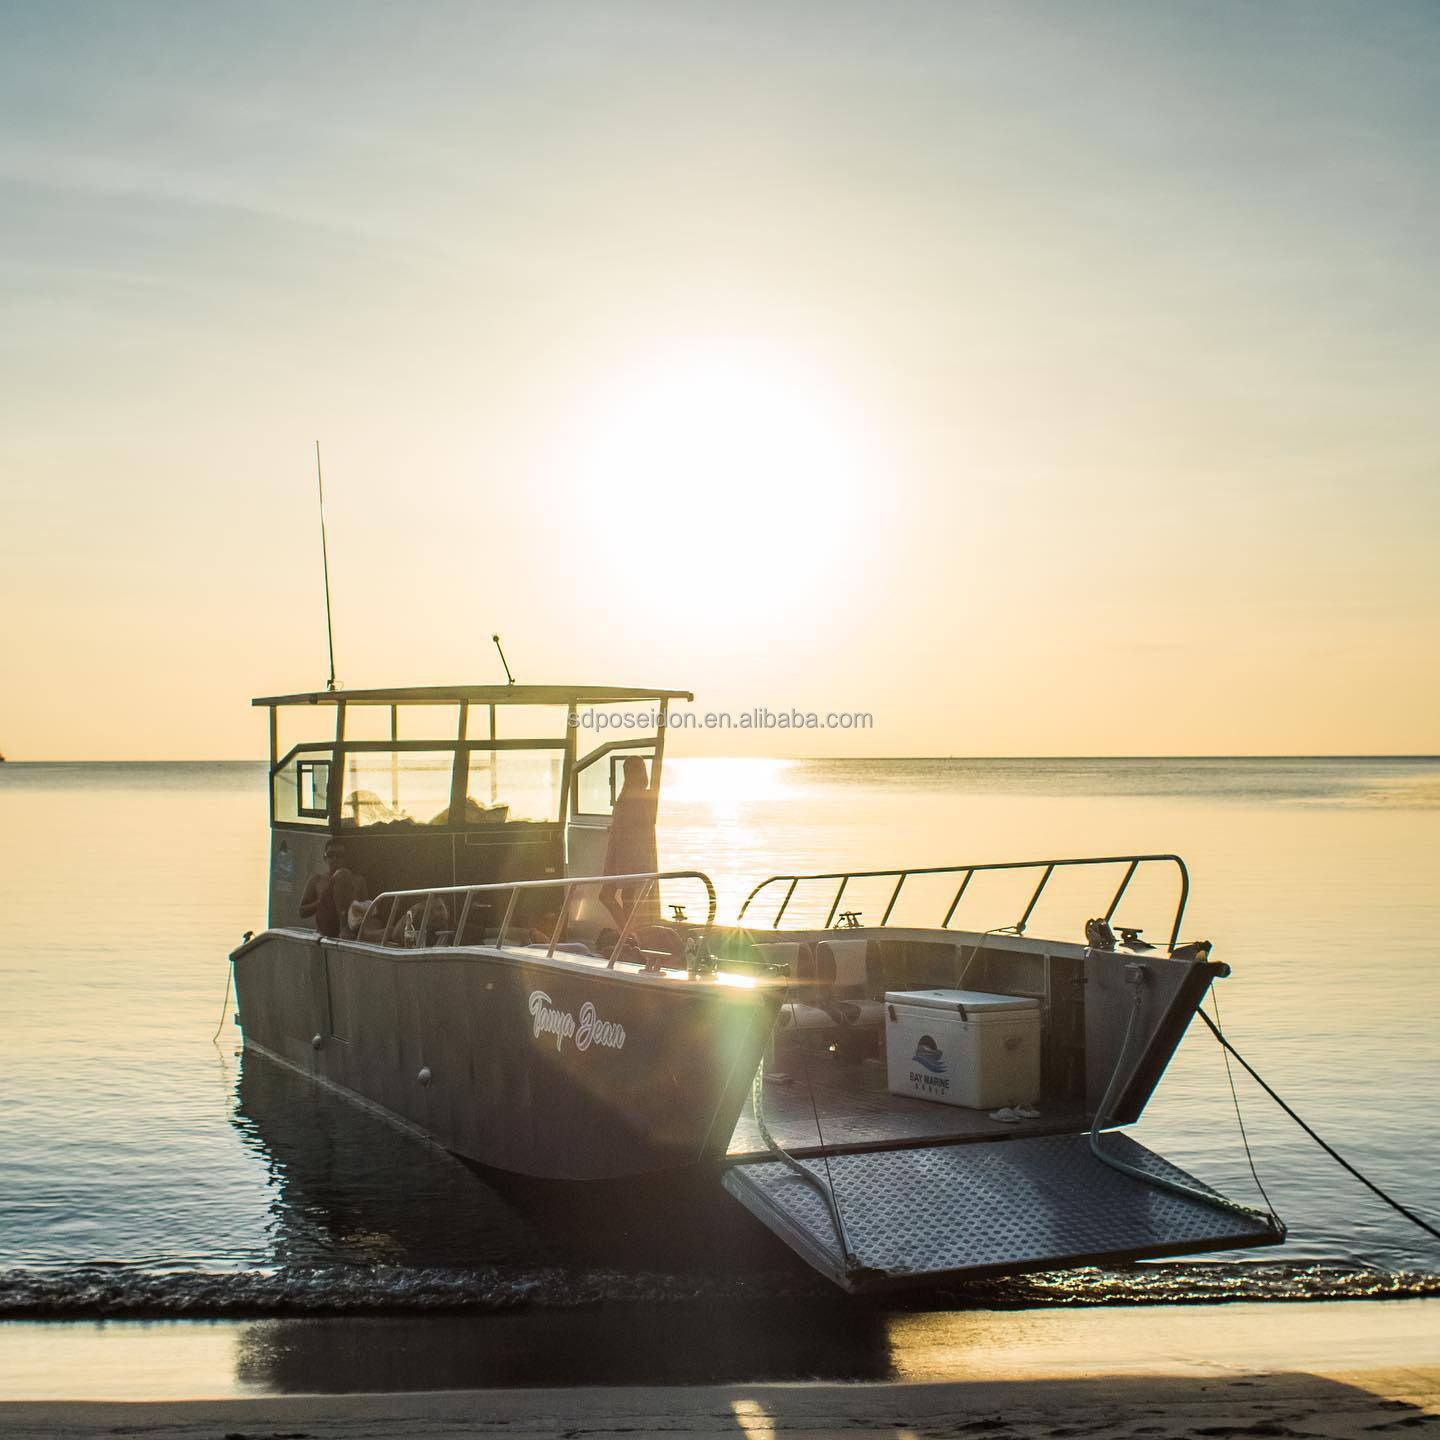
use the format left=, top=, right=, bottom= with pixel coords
left=315, top=441, right=338, bottom=691
left=492, top=633, right=515, bottom=686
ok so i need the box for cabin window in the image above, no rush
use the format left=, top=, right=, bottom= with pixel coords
left=465, top=750, right=564, bottom=824
left=338, top=750, right=457, bottom=828
left=486, top=705, right=568, bottom=742
left=273, top=748, right=334, bottom=827
left=296, top=759, right=331, bottom=818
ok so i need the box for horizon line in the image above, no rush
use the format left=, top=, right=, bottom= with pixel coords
left=3, top=753, right=1438, bottom=765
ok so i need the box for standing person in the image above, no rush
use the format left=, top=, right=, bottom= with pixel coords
left=599, top=756, right=658, bottom=928
left=299, top=838, right=370, bottom=939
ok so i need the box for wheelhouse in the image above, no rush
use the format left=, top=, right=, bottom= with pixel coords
left=255, top=683, right=691, bottom=928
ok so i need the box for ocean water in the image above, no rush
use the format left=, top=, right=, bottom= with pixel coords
left=0, top=756, right=1437, bottom=1325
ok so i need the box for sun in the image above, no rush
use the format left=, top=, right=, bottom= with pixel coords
left=563, top=338, right=871, bottom=617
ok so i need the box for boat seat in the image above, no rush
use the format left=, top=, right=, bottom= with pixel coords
left=750, top=940, right=810, bottom=977
left=634, top=925, right=685, bottom=965
left=816, top=939, right=882, bottom=1026
left=752, top=939, right=882, bottom=1062
left=816, top=938, right=868, bottom=989
left=830, top=997, right=886, bottom=1028
left=753, top=938, right=882, bottom=1028
left=777, top=1001, right=845, bottom=1032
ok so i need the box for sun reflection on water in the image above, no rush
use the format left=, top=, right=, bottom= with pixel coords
left=660, top=757, right=797, bottom=819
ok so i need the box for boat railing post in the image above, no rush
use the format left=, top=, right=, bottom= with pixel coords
left=417, top=893, right=436, bottom=947
left=941, top=869, right=974, bottom=928
left=547, top=882, right=575, bottom=959
left=497, top=886, right=520, bottom=949
left=822, top=876, right=848, bottom=930
left=456, top=890, right=475, bottom=945
left=696, top=871, right=718, bottom=976
left=880, top=872, right=907, bottom=926
left=774, top=877, right=799, bottom=928
left=738, top=877, right=782, bottom=923
left=607, top=876, right=654, bottom=968
left=1168, top=856, right=1190, bottom=953
left=1015, top=864, right=1055, bottom=935
left=1104, top=859, right=1140, bottom=926
left=379, top=894, right=400, bottom=947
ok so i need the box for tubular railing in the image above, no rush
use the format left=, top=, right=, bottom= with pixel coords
left=737, top=854, right=1191, bottom=954
left=359, top=870, right=718, bottom=969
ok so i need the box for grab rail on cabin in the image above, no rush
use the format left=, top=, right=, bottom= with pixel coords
left=358, top=870, right=718, bottom=970
left=737, top=854, right=1191, bottom=954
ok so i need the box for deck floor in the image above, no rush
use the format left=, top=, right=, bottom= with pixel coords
left=726, top=1056, right=1089, bottom=1159
left=722, top=1130, right=1281, bottom=1290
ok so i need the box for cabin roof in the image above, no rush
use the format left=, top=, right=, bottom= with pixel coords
left=251, top=684, right=693, bottom=707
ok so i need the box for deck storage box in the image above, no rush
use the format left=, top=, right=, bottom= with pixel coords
left=884, top=988, right=1040, bottom=1109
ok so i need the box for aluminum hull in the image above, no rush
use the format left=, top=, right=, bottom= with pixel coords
left=232, top=929, right=778, bottom=1181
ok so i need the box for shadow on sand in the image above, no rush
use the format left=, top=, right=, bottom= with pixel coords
left=2, top=1370, right=1436, bottom=1440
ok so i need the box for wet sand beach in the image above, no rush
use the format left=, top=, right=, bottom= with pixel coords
left=3, top=1357, right=1437, bottom=1438
left=1, top=1370, right=1437, bottom=1440
left=1, top=1298, right=1437, bottom=1436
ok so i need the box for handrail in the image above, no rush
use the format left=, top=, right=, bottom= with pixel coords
left=737, top=854, right=1191, bottom=954
left=359, top=870, right=718, bottom=960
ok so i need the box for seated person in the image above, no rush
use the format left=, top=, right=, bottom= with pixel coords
left=527, top=909, right=564, bottom=946
left=350, top=898, right=384, bottom=941
left=300, top=839, right=370, bottom=938
left=419, top=895, right=452, bottom=944
left=590, top=925, right=667, bottom=972
left=350, top=895, right=452, bottom=946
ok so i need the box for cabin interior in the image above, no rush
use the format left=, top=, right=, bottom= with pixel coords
left=258, top=684, right=686, bottom=935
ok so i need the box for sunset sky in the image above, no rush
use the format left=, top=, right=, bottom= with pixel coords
left=2, top=1, right=1437, bottom=759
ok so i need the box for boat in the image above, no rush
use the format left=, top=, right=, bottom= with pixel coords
left=231, top=683, right=1283, bottom=1292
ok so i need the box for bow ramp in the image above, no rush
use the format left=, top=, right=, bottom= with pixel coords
left=721, top=1131, right=1281, bottom=1294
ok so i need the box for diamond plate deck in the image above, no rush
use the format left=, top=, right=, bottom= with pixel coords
left=727, top=1060, right=1090, bottom=1157
left=722, top=1131, right=1282, bottom=1293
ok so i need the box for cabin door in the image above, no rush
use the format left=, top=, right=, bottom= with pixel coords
left=566, top=740, right=658, bottom=879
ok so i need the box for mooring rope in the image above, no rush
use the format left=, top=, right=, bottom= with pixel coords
left=1089, top=985, right=1280, bottom=1228
left=211, top=960, right=234, bottom=1044
left=1208, top=987, right=1279, bottom=1222
left=1196, top=1006, right=1440, bottom=1244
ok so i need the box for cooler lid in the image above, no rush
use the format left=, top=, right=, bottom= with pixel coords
left=884, top=987, right=1038, bottom=1014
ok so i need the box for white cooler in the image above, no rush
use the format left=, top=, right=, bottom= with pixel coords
left=885, top=988, right=1040, bottom=1109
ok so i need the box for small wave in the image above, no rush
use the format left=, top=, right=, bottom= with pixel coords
left=0, top=1264, right=821, bottom=1318
left=945, top=1260, right=1440, bottom=1307
left=2, top=1260, right=1436, bottom=1318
